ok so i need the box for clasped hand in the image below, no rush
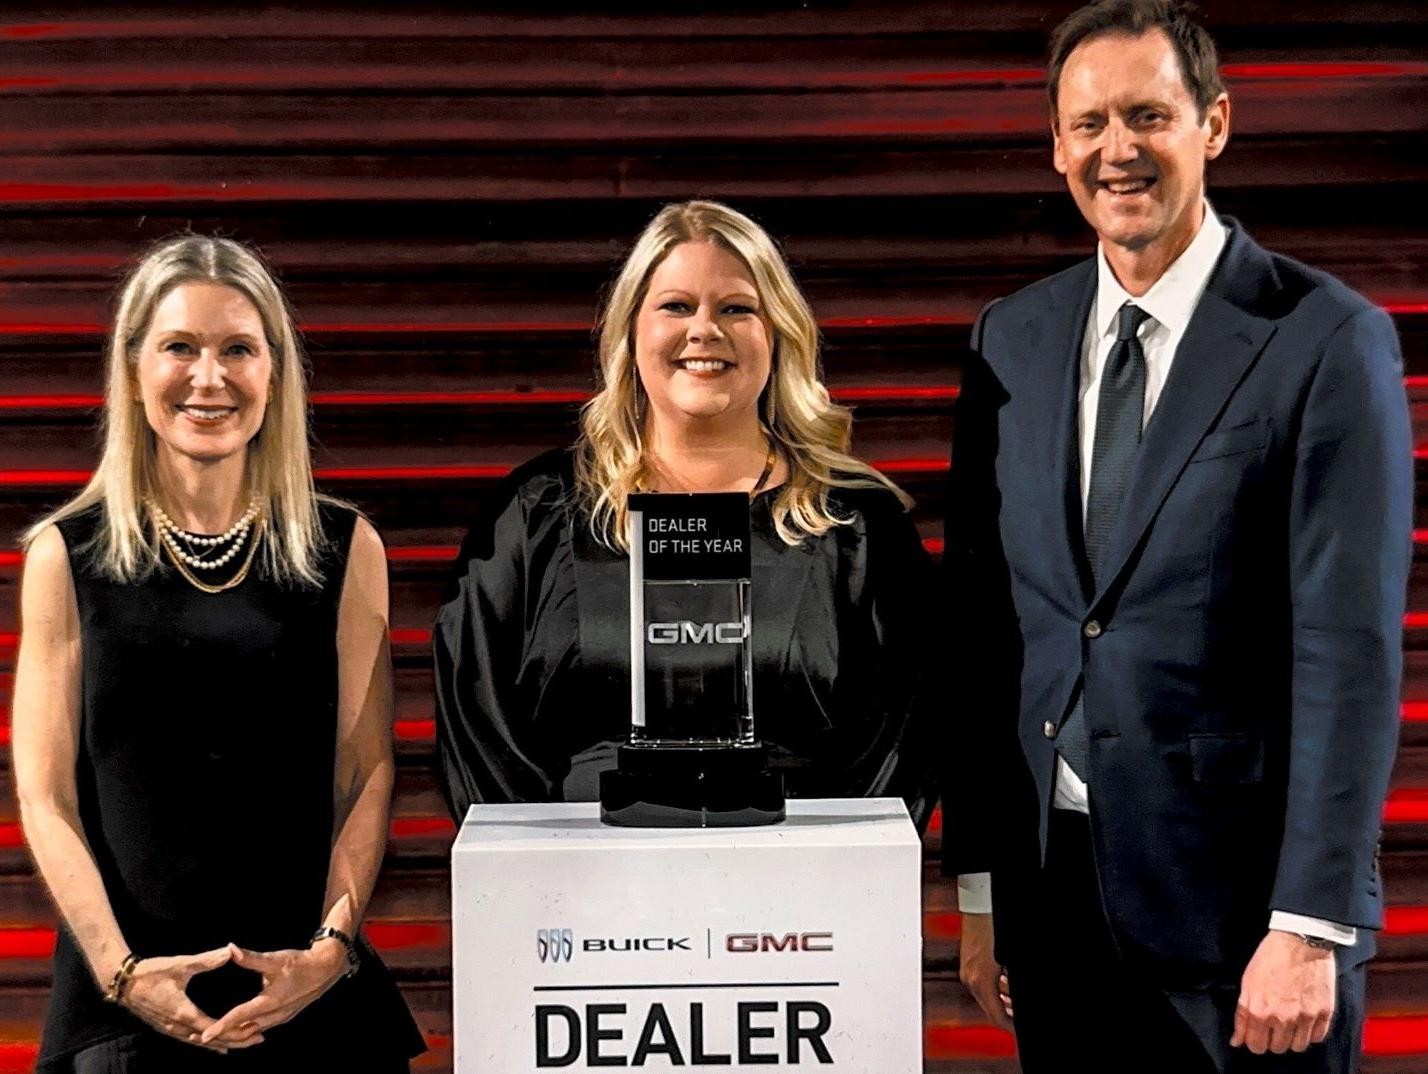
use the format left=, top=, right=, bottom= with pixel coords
left=122, top=941, right=348, bottom=1053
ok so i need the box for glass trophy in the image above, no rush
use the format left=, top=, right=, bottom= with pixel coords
left=599, top=492, right=785, bottom=827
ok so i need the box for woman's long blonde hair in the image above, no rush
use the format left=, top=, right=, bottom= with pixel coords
left=25, top=235, right=327, bottom=585
left=575, top=200, right=910, bottom=550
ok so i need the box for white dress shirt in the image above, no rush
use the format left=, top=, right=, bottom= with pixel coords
left=957, top=204, right=1355, bottom=947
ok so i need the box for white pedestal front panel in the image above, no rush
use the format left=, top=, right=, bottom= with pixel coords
left=452, top=798, right=922, bottom=1072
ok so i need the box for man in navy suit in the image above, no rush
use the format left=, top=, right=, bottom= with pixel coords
left=943, top=1, right=1412, bottom=1070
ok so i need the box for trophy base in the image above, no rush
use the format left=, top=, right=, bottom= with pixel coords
left=599, top=744, right=785, bottom=827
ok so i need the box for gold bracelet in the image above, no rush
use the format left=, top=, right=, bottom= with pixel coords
left=103, top=952, right=138, bottom=1004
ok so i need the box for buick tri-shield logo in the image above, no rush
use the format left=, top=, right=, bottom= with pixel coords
left=537, top=928, right=574, bottom=964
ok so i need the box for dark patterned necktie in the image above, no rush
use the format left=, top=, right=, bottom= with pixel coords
left=1059, top=302, right=1152, bottom=779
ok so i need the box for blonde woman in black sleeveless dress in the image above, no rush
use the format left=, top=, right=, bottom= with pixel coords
left=12, top=238, right=423, bottom=1072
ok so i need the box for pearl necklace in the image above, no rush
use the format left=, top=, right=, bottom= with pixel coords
left=147, top=497, right=260, bottom=570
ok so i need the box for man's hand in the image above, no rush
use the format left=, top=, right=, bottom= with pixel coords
left=1231, top=930, right=1336, bottom=1054
left=959, top=912, right=1013, bottom=1030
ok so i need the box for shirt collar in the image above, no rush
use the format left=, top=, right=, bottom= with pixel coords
left=1094, top=201, right=1227, bottom=341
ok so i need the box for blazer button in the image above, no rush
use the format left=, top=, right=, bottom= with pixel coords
left=1083, top=620, right=1103, bottom=639
left=1043, top=720, right=1057, bottom=739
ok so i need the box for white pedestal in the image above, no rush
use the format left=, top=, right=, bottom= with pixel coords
left=451, top=798, right=923, bottom=1072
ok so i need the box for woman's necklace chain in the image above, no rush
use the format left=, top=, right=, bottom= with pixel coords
left=146, top=497, right=264, bottom=594
left=646, top=433, right=778, bottom=496
left=750, top=437, right=777, bottom=496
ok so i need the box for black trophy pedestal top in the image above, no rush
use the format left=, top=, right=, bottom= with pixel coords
left=599, top=744, right=786, bottom=827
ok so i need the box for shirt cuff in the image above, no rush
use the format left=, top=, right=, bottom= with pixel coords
left=1269, top=911, right=1357, bottom=947
left=957, top=873, right=993, bottom=915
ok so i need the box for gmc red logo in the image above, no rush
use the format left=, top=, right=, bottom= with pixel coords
left=725, top=932, right=833, bottom=953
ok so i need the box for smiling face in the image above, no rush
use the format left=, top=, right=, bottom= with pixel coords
left=135, top=281, right=273, bottom=473
left=1052, top=28, right=1228, bottom=261
left=633, top=240, right=774, bottom=428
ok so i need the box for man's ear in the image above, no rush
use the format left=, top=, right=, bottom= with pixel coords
left=1203, top=92, right=1231, bottom=162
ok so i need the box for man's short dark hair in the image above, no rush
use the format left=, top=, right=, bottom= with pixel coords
left=1047, top=0, right=1226, bottom=122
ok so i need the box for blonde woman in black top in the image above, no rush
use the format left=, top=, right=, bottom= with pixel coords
left=14, top=237, right=422, bottom=1072
left=435, top=200, right=941, bottom=825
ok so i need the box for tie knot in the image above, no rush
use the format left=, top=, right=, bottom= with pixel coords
left=1116, top=303, right=1151, bottom=342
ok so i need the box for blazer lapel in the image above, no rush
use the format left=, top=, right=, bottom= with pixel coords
left=1019, top=262, right=1098, bottom=605
left=1092, top=228, right=1278, bottom=603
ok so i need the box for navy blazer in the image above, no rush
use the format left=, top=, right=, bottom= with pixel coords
left=943, top=219, right=1412, bottom=987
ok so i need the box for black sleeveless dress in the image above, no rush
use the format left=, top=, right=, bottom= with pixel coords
left=37, top=503, right=424, bottom=1073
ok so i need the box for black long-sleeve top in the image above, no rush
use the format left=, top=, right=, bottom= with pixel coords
left=433, top=449, right=940, bottom=830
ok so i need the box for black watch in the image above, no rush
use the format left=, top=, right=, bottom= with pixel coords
left=310, top=926, right=361, bottom=977
left=1294, top=932, right=1339, bottom=951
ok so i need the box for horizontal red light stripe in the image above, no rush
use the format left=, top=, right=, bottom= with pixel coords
left=390, top=628, right=431, bottom=646
left=928, top=1013, right=1428, bottom=1060
left=314, top=464, right=512, bottom=481
left=0, top=551, right=22, bottom=567
left=0, top=469, right=89, bottom=486
left=0, top=393, right=102, bottom=409
left=0, top=23, right=69, bottom=38
left=394, top=719, right=436, bottom=741
left=0, top=182, right=240, bottom=202
left=832, top=385, right=960, bottom=402
left=895, top=68, right=1044, bottom=86
left=821, top=315, right=965, bottom=329
left=1416, top=530, right=1428, bottom=544
left=1388, top=303, right=1428, bottom=316
left=1364, top=1015, right=1428, bottom=1056
left=925, top=1023, right=1018, bottom=1059
left=1383, top=906, right=1428, bottom=936
left=1223, top=61, right=1428, bottom=80
left=425, top=1034, right=452, bottom=1057
left=924, top=912, right=962, bottom=940
left=873, top=457, right=949, bottom=474
left=931, top=1016, right=1428, bottom=1061
left=0, top=818, right=462, bottom=848
left=0, top=322, right=105, bottom=334
left=1405, top=702, right=1428, bottom=723
left=306, top=320, right=591, bottom=334
left=310, top=389, right=590, bottom=407
left=0, top=1044, right=38, bottom=1074
left=389, top=816, right=456, bottom=839
left=1385, top=789, right=1428, bottom=824
left=923, top=537, right=944, bottom=555
left=387, top=545, right=457, bottom=562
left=0, top=926, right=55, bottom=959
left=365, top=921, right=450, bottom=951
left=0, top=922, right=457, bottom=960
left=1406, top=613, right=1428, bottom=628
